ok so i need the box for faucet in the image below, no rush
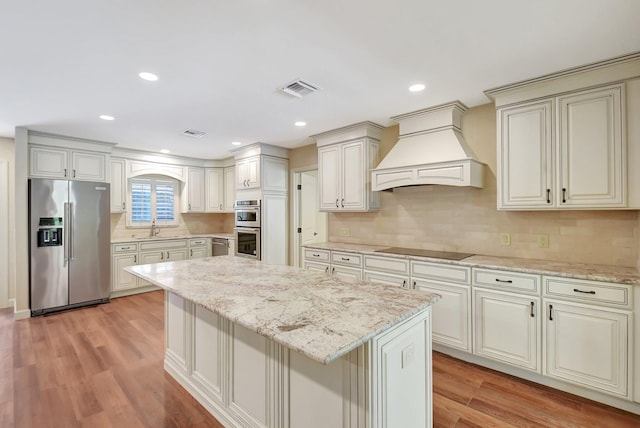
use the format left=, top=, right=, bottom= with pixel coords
left=150, top=219, right=159, bottom=238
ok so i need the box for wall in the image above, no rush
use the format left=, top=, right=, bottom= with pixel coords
left=313, top=103, right=638, bottom=268
left=0, top=137, right=15, bottom=307
left=110, top=212, right=234, bottom=240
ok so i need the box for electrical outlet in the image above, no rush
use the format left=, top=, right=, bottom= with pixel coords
left=537, top=234, right=549, bottom=248
left=500, top=233, right=511, bottom=246
left=340, top=228, right=351, bottom=237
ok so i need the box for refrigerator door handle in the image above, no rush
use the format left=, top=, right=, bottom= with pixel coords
left=63, top=202, right=70, bottom=263
left=68, top=202, right=74, bottom=260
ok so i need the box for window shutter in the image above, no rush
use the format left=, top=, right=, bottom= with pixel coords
left=131, top=181, right=152, bottom=223
left=156, top=182, right=175, bottom=222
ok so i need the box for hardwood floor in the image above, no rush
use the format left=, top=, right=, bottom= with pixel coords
left=1, top=290, right=639, bottom=427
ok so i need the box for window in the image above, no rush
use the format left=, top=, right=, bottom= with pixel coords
left=127, top=176, right=178, bottom=227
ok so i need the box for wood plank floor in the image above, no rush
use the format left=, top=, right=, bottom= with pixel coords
left=1, top=290, right=639, bottom=427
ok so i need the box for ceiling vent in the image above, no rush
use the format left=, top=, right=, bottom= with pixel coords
left=182, top=129, right=206, bottom=138
left=281, top=79, right=319, bottom=98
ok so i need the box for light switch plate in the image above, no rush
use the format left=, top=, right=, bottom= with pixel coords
left=500, top=233, right=511, bottom=246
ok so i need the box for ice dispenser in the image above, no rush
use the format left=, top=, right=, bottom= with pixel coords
left=37, top=217, right=63, bottom=247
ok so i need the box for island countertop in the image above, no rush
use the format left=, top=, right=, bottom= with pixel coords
left=126, top=256, right=440, bottom=364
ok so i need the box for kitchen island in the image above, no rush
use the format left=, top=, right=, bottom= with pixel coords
left=126, top=256, right=440, bottom=428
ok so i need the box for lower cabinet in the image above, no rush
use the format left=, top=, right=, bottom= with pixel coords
left=112, top=252, right=138, bottom=292
left=473, top=288, right=540, bottom=372
left=544, top=299, right=629, bottom=397
left=164, top=291, right=433, bottom=428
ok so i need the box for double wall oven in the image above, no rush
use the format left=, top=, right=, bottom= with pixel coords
left=234, top=199, right=261, bottom=260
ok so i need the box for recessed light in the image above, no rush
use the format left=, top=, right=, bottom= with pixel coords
left=99, top=115, right=115, bottom=121
left=160, top=149, right=170, bottom=154
left=231, top=141, right=242, bottom=146
left=294, top=121, right=306, bottom=127
left=139, top=72, right=159, bottom=82
left=409, top=83, right=426, bottom=92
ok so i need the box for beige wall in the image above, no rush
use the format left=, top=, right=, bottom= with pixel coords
left=0, top=137, right=15, bottom=305
left=324, top=103, right=639, bottom=268
left=289, top=143, right=318, bottom=170
left=110, top=213, right=234, bottom=240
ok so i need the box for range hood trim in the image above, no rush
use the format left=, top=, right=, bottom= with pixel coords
left=371, top=101, right=486, bottom=190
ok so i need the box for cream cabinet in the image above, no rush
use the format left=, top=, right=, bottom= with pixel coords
left=189, top=238, right=211, bottom=259
left=303, top=249, right=362, bottom=280
left=30, top=146, right=107, bottom=181
left=110, top=158, right=126, bottom=213
left=223, top=166, right=235, bottom=212
left=318, top=139, right=379, bottom=211
left=182, top=167, right=206, bottom=213
left=497, top=84, right=625, bottom=210
left=543, top=276, right=633, bottom=398
left=205, top=168, right=224, bottom=212
left=111, top=243, right=139, bottom=292
left=236, top=155, right=260, bottom=189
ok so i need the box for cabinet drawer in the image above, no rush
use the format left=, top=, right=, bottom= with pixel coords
left=113, top=243, right=138, bottom=253
left=543, top=276, right=632, bottom=309
left=139, top=239, right=188, bottom=251
left=304, top=249, right=330, bottom=262
left=331, top=251, right=362, bottom=268
left=473, top=268, right=540, bottom=295
left=411, top=261, right=471, bottom=285
left=189, top=238, right=208, bottom=247
left=364, top=255, right=409, bottom=276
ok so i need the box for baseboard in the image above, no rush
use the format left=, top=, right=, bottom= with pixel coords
left=10, top=299, right=31, bottom=320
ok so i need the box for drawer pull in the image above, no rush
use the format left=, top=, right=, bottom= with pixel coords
left=312, top=253, right=320, bottom=257
left=495, top=279, right=513, bottom=283
left=573, top=288, right=596, bottom=295
left=341, top=257, right=350, bottom=261
left=122, top=246, right=130, bottom=250
left=530, top=301, right=534, bottom=317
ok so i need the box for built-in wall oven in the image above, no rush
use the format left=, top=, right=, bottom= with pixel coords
left=234, top=200, right=261, bottom=260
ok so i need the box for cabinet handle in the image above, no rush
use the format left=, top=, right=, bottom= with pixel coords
left=341, top=198, right=344, bottom=208
left=413, top=281, right=417, bottom=289
left=122, top=202, right=126, bottom=209
left=73, top=169, right=76, bottom=178
left=64, top=168, right=67, bottom=177
left=336, top=199, right=339, bottom=208
left=188, top=203, right=191, bottom=210
left=219, top=204, right=223, bottom=211
left=402, top=280, right=407, bottom=288
left=190, top=249, right=193, bottom=257
left=325, top=266, right=329, bottom=273
left=530, top=301, right=535, bottom=317
left=332, top=267, right=335, bottom=274
left=161, top=252, right=164, bottom=260
left=549, top=304, right=553, bottom=321
left=341, top=257, right=350, bottom=261
left=167, top=251, right=170, bottom=259
left=546, top=189, right=551, bottom=204
left=312, top=253, right=320, bottom=257
left=122, top=246, right=130, bottom=250
left=562, top=188, right=567, bottom=203
left=133, top=255, right=137, bottom=263
left=495, top=278, right=513, bottom=283
left=573, top=288, right=596, bottom=295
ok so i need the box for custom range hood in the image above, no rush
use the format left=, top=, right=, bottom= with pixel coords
left=371, top=101, right=485, bottom=191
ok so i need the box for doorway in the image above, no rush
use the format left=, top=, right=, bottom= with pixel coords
left=0, top=160, right=9, bottom=308
left=292, top=169, right=327, bottom=267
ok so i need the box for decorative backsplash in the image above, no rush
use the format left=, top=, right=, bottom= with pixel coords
left=110, top=212, right=234, bottom=241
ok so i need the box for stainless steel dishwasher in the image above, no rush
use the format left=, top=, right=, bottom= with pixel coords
left=212, top=237, right=229, bottom=256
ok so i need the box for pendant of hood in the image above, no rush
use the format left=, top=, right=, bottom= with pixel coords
left=371, top=101, right=485, bottom=191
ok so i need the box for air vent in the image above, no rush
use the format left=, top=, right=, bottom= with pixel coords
left=182, top=129, right=206, bottom=138
left=281, top=79, right=319, bottom=98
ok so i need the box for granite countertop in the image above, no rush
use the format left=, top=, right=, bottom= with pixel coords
left=112, top=232, right=234, bottom=244
left=126, top=256, right=440, bottom=364
left=304, top=242, right=640, bottom=285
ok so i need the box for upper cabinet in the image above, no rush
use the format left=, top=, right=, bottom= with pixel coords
left=487, top=53, right=640, bottom=210
left=182, top=167, right=206, bottom=213
left=233, top=145, right=289, bottom=195
left=30, top=145, right=107, bottom=182
left=205, top=168, right=224, bottom=212
left=110, top=158, right=126, bottom=213
left=497, top=85, right=624, bottom=209
left=223, top=166, right=235, bottom=212
left=236, top=155, right=260, bottom=189
left=314, top=122, right=382, bottom=212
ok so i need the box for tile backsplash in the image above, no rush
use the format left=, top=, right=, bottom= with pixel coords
left=110, top=213, right=234, bottom=241
left=328, top=177, right=639, bottom=268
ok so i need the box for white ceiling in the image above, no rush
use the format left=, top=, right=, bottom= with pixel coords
left=1, top=0, right=639, bottom=159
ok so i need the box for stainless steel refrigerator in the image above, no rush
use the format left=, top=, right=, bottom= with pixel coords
left=29, top=178, right=111, bottom=316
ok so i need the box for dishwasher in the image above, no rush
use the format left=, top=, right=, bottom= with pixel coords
left=212, top=237, right=229, bottom=256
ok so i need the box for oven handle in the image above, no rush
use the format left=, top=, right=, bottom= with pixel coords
left=234, top=227, right=261, bottom=232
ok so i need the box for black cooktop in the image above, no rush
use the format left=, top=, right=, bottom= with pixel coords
left=374, top=247, right=474, bottom=260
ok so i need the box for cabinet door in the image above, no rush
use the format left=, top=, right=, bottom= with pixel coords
left=192, top=305, right=225, bottom=403
left=498, top=101, right=554, bottom=209
left=185, top=167, right=206, bottom=212
left=544, top=299, right=628, bottom=397
left=340, top=140, right=366, bottom=210
left=166, top=248, right=188, bottom=261
left=473, top=289, right=540, bottom=371
left=224, top=166, right=236, bottom=212
left=29, top=146, right=69, bottom=179
left=189, top=246, right=208, bottom=259
left=331, top=265, right=362, bottom=281
left=364, top=271, right=408, bottom=288
left=205, top=168, right=224, bottom=212
left=112, top=253, right=138, bottom=291
left=318, top=145, right=340, bottom=210
left=558, top=85, right=624, bottom=207
left=110, top=158, right=126, bottom=213
left=236, top=159, right=248, bottom=189
left=304, top=260, right=330, bottom=274
left=415, top=279, right=471, bottom=352
left=245, top=156, right=260, bottom=188
left=71, top=151, right=106, bottom=181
